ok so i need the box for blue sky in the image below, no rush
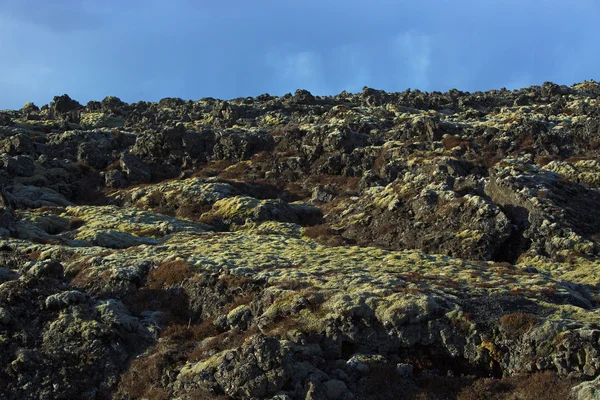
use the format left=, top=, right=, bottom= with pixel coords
left=0, top=0, right=598, bottom=109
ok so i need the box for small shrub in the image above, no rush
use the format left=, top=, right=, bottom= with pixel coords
left=499, top=312, right=536, bottom=338
left=106, top=159, right=121, bottom=171
left=457, top=371, right=574, bottom=400
left=145, top=190, right=166, bottom=208
left=160, top=320, right=217, bottom=343
left=302, top=224, right=347, bottom=246
left=185, top=388, right=228, bottom=400
left=518, top=136, right=536, bottom=153
left=443, top=135, right=471, bottom=150
left=148, top=260, right=193, bottom=288
left=68, top=217, right=86, bottom=230
left=220, top=293, right=253, bottom=315
left=536, top=155, right=555, bottom=167
left=76, top=161, right=92, bottom=174
left=117, top=353, right=169, bottom=400
left=130, top=226, right=163, bottom=238
left=37, top=206, right=65, bottom=214
left=308, top=174, right=360, bottom=194
left=303, top=224, right=332, bottom=239
left=536, top=189, right=551, bottom=199
left=176, top=203, right=212, bottom=220
left=269, top=123, right=300, bottom=137
left=218, top=274, right=252, bottom=289
left=188, top=327, right=259, bottom=362
left=192, top=160, right=234, bottom=178
left=219, top=161, right=251, bottom=180
left=373, top=152, right=388, bottom=172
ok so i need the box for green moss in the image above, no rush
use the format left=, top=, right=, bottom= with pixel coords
left=79, top=113, right=124, bottom=129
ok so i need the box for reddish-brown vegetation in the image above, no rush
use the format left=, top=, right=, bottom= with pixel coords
left=499, top=312, right=537, bottom=337
left=148, top=260, right=193, bottom=288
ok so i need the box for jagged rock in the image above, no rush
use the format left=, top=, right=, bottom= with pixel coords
left=49, top=94, right=82, bottom=122
left=2, top=82, right=600, bottom=399
left=293, top=89, right=316, bottom=105
left=0, top=267, right=19, bottom=283
left=571, top=375, right=600, bottom=400
left=45, top=290, right=88, bottom=309
left=213, top=129, right=275, bottom=161
left=0, top=111, right=14, bottom=126
left=2, top=155, right=35, bottom=177
left=77, top=141, right=111, bottom=169
left=21, top=102, right=40, bottom=117
left=104, top=169, right=127, bottom=188
left=26, top=260, right=64, bottom=279
left=4, top=184, right=73, bottom=208
left=0, top=193, right=15, bottom=236
left=101, top=96, right=127, bottom=114
left=227, top=304, right=253, bottom=331
left=322, top=379, right=350, bottom=400
left=0, top=128, right=34, bottom=155
left=120, top=153, right=152, bottom=183
left=213, top=336, right=292, bottom=398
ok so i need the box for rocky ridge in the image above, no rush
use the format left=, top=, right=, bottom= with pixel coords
left=0, top=82, right=600, bottom=399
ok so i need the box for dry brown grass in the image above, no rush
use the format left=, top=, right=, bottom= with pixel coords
left=106, top=159, right=121, bottom=171
left=130, top=226, right=163, bottom=237
left=75, top=161, right=93, bottom=173
left=518, top=136, right=536, bottom=153
left=219, top=162, right=251, bottom=180
left=184, top=388, right=229, bottom=400
left=303, top=224, right=332, bottom=239
left=457, top=371, right=575, bottom=400
left=218, top=274, right=253, bottom=289
left=219, top=293, right=253, bottom=315
left=148, top=260, right=193, bottom=288
left=68, top=217, right=86, bottom=230
left=192, top=160, right=234, bottom=178
left=437, top=197, right=467, bottom=217
left=535, top=155, right=556, bottom=167
left=443, top=135, right=472, bottom=150
left=175, top=203, right=212, bottom=220
left=373, top=151, right=388, bottom=173
left=159, top=320, right=218, bottom=343
left=499, top=312, right=536, bottom=338
left=302, top=224, right=347, bottom=246
left=307, top=174, right=360, bottom=194
left=37, top=206, right=65, bottom=214
left=187, top=327, right=259, bottom=362
left=117, top=352, right=170, bottom=400
left=268, top=123, right=300, bottom=137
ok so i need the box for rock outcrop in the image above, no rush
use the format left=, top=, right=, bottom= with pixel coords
left=2, top=81, right=600, bottom=399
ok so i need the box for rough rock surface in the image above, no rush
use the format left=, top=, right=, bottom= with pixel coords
left=1, top=82, right=600, bottom=399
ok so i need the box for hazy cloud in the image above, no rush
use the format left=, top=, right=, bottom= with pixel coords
left=334, top=44, right=371, bottom=93
left=265, top=50, right=329, bottom=94
left=393, top=32, right=433, bottom=90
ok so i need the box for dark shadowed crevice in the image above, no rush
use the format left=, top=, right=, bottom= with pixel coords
left=493, top=204, right=532, bottom=263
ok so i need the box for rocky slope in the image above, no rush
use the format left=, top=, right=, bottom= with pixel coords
left=1, top=81, right=600, bottom=399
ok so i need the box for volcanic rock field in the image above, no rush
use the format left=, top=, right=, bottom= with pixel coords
left=1, top=82, right=600, bottom=399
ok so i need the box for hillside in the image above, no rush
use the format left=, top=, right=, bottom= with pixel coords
left=1, top=82, right=600, bottom=399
